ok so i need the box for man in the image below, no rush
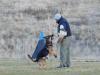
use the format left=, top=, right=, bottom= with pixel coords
left=54, top=13, right=72, bottom=68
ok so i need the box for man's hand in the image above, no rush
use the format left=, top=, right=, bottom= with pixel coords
left=57, top=31, right=67, bottom=43
left=57, top=36, right=64, bottom=43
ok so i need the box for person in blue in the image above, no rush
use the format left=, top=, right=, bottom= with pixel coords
left=28, top=32, right=57, bottom=69
left=54, top=13, right=72, bottom=68
left=32, top=32, right=48, bottom=62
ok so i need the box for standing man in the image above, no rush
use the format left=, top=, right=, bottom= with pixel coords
left=54, top=13, right=72, bottom=68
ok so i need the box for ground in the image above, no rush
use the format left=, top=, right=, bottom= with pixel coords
left=0, top=59, right=100, bottom=75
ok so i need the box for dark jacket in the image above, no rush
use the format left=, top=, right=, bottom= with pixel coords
left=57, top=17, right=72, bottom=37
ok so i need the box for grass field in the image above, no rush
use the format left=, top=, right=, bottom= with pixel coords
left=0, top=59, right=100, bottom=75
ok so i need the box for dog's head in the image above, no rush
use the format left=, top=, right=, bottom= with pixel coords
left=44, top=34, right=54, bottom=47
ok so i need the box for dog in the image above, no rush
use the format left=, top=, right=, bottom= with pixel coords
left=28, top=34, right=57, bottom=69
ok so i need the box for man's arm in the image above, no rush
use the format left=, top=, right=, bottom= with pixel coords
left=57, top=25, right=67, bottom=43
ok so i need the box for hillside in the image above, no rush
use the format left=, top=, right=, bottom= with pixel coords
left=0, top=0, right=100, bottom=60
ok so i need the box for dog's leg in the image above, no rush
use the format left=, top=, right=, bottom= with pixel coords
left=38, top=59, right=43, bottom=69
left=48, top=46, right=53, bottom=56
left=48, top=47, right=57, bottom=58
left=42, top=57, right=47, bottom=69
left=38, top=58, right=47, bottom=69
left=52, top=50, right=57, bottom=58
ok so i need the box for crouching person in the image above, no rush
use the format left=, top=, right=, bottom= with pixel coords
left=28, top=33, right=57, bottom=69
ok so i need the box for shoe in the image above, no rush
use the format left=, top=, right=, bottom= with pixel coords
left=56, top=65, right=63, bottom=68
left=27, top=54, right=35, bottom=62
left=63, top=64, right=70, bottom=68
